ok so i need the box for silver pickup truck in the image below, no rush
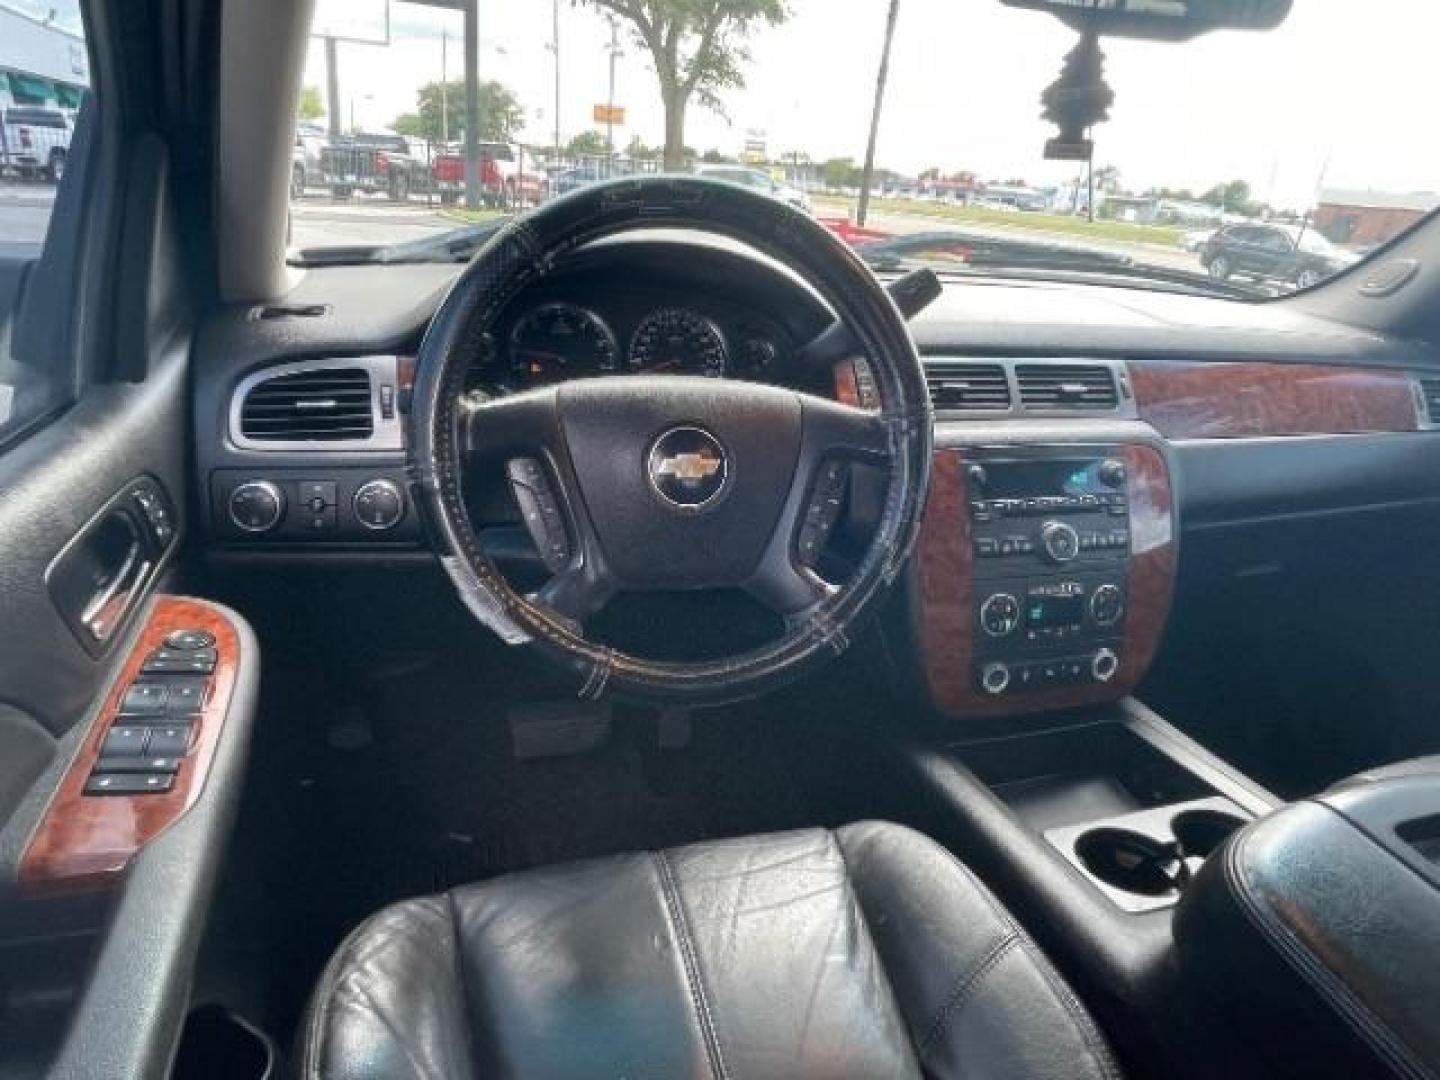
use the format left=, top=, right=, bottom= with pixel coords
left=0, top=106, right=72, bottom=181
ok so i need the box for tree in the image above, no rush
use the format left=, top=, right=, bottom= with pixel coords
left=822, top=156, right=861, bottom=190
left=579, top=0, right=789, bottom=169
left=391, top=79, right=524, bottom=145
left=567, top=129, right=610, bottom=157
left=1202, top=179, right=1252, bottom=212
left=297, top=85, right=325, bottom=122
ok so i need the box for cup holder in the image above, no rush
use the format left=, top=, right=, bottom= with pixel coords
left=1172, top=808, right=1245, bottom=859
left=1074, top=828, right=1184, bottom=897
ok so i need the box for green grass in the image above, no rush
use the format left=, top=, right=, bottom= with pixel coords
left=813, top=194, right=1185, bottom=247
left=441, top=208, right=510, bottom=224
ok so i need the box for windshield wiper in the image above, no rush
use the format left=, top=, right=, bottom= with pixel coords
left=855, top=230, right=1263, bottom=299
left=290, top=219, right=508, bottom=268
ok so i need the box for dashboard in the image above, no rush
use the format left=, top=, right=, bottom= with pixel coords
left=192, top=237, right=1440, bottom=720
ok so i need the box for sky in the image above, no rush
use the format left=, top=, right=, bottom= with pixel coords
left=13, top=0, right=1440, bottom=211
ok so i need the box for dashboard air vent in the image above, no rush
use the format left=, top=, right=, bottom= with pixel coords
left=1418, top=378, right=1440, bottom=426
left=1015, top=363, right=1119, bottom=411
left=239, top=367, right=374, bottom=442
left=924, top=360, right=1011, bottom=411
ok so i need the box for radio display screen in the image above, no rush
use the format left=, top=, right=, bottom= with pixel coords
left=1025, top=593, right=1085, bottom=628
left=984, top=460, right=1107, bottom=498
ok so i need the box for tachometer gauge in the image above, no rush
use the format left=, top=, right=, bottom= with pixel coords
left=628, top=308, right=728, bottom=377
left=509, top=303, right=619, bottom=385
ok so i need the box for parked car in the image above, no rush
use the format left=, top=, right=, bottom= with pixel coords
left=695, top=164, right=812, bottom=212
left=1199, top=222, right=1360, bottom=288
left=432, top=142, right=544, bottom=208
left=550, top=164, right=603, bottom=199
left=0, top=106, right=72, bottom=181
left=291, top=125, right=326, bottom=198
left=318, top=132, right=427, bottom=201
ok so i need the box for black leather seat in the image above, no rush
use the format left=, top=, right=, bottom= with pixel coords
left=298, top=822, right=1121, bottom=1080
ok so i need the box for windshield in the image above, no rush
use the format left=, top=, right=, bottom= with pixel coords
left=288, top=0, right=1439, bottom=297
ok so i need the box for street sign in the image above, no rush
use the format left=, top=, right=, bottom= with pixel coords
left=1044, top=137, right=1093, bottom=161
left=593, top=104, right=626, bottom=125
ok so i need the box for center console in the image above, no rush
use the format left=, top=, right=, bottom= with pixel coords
left=915, top=440, right=1176, bottom=718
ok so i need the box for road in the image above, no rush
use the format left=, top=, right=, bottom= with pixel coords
left=0, top=182, right=54, bottom=259
left=288, top=196, right=461, bottom=250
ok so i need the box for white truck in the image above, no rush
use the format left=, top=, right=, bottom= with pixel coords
left=0, top=106, right=72, bottom=181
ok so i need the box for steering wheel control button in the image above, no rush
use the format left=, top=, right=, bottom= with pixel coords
left=84, top=772, right=175, bottom=796
left=647, top=426, right=729, bottom=511
left=120, top=682, right=169, bottom=716
left=1090, top=584, right=1125, bottom=627
left=229, top=480, right=285, bottom=534
left=354, top=479, right=406, bottom=531
left=980, top=662, right=1011, bottom=696
left=164, top=629, right=215, bottom=651
left=507, top=459, right=572, bottom=573
left=1040, top=520, right=1081, bottom=564
left=980, top=593, right=1021, bottom=638
left=798, top=460, right=850, bottom=566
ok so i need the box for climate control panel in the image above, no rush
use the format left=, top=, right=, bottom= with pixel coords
left=965, top=453, right=1132, bottom=698
left=210, top=468, right=419, bottom=543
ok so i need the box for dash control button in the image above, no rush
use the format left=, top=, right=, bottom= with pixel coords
left=164, top=629, right=215, bottom=651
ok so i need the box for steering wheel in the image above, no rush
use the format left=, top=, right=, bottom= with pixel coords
left=409, top=177, right=932, bottom=704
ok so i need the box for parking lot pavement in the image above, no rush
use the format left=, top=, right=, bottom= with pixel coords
left=0, top=182, right=57, bottom=257
left=288, top=196, right=463, bottom=251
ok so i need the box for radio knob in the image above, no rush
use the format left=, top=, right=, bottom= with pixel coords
left=1090, top=583, right=1124, bottom=627
left=966, top=463, right=988, bottom=490
left=980, top=593, right=1020, bottom=638
left=228, top=480, right=285, bottom=534
left=1099, top=459, right=1127, bottom=488
left=1040, top=520, right=1080, bottom=564
left=981, top=661, right=1011, bottom=696
left=1091, top=648, right=1120, bottom=684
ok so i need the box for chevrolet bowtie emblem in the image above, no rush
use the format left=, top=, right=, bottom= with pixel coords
left=654, top=451, right=722, bottom=482
left=647, top=426, right=730, bottom=510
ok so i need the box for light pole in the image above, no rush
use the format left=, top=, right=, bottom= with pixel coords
left=605, top=18, right=622, bottom=157
left=857, top=0, right=901, bottom=228
left=551, top=0, right=562, bottom=160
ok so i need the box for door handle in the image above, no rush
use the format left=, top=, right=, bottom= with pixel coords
left=78, top=517, right=149, bottom=642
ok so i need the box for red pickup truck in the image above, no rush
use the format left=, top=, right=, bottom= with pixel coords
left=432, top=142, right=545, bottom=208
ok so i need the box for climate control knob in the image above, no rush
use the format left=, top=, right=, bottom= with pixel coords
left=1040, top=520, right=1080, bottom=564
left=980, top=661, right=1011, bottom=696
left=228, top=480, right=285, bottom=534
left=354, top=479, right=405, bottom=531
left=1091, top=648, right=1120, bottom=683
left=1090, top=583, right=1124, bottom=626
left=980, top=592, right=1020, bottom=637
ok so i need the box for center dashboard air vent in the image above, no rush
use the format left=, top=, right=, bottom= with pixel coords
left=1015, top=363, right=1119, bottom=410
left=919, top=357, right=1133, bottom=419
left=925, top=360, right=1011, bottom=411
left=230, top=355, right=404, bottom=451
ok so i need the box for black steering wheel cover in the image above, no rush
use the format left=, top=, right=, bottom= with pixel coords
left=409, top=176, right=933, bottom=704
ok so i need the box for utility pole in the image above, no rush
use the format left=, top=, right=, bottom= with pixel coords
left=463, top=0, right=480, bottom=209
left=552, top=0, right=562, bottom=160
left=857, top=0, right=900, bottom=228
left=324, top=36, right=341, bottom=138
left=605, top=18, right=620, bottom=157
left=441, top=31, right=449, bottom=145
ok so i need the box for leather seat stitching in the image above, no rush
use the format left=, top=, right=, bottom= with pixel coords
left=446, top=890, right=481, bottom=1078
left=1223, top=825, right=1436, bottom=1080
left=653, top=849, right=730, bottom=1080
left=916, top=932, right=1019, bottom=1055
left=1016, top=939, right=1124, bottom=1080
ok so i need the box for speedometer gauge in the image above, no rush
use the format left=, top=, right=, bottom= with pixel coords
left=628, top=308, right=728, bottom=377
left=509, top=303, right=618, bottom=385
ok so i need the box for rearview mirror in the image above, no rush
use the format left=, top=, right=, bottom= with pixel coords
left=999, top=0, right=1292, bottom=41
